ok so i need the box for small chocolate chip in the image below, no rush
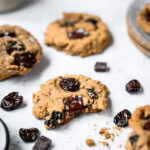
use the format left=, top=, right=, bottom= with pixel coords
left=68, top=28, right=89, bottom=39
left=32, top=136, right=52, bottom=150
left=14, top=52, right=36, bottom=68
left=143, top=122, right=150, bottom=130
left=126, top=80, right=142, bottom=93
left=7, top=40, right=25, bottom=54
left=114, top=109, right=132, bottom=127
left=94, top=62, right=108, bottom=72
left=0, top=32, right=16, bottom=38
left=86, top=18, right=97, bottom=28
left=145, top=12, right=150, bottom=21
left=129, top=135, right=139, bottom=145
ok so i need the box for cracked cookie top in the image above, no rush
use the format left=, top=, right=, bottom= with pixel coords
left=32, top=75, right=108, bottom=129
left=45, top=13, right=111, bottom=57
left=0, top=25, right=42, bottom=80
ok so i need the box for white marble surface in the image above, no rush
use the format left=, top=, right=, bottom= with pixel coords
left=0, top=0, right=150, bottom=149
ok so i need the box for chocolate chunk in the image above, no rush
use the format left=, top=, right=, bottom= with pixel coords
left=68, top=28, right=89, bottom=39
left=143, top=122, right=150, bottom=130
left=114, top=109, right=132, bottom=127
left=126, top=80, right=142, bottom=93
left=19, top=128, right=39, bottom=142
left=0, top=32, right=16, bottom=38
left=145, top=12, right=150, bottom=21
left=129, top=135, right=139, bottom=145
left=7, top=40, right=25, bottom=54
left=44, top=111, right=63, bottom=129
left=14, top=52, right=36, bottom=68
left=94, top=62, right=108, bottom=72
left=59, top=78, right=80, bottom=92
left=86, top=18, right=97, bottom=28
left=1, top=92, right=23, bottom=111
left=32, top=136, right=52, bottom=150
left=64, top=96, right=83, bottom=116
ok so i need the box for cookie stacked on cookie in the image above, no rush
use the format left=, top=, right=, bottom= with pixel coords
left=32, top=75, right=108, bottom=129
left=45, top=13, right=111, bottom=57
left=127, top=2, right=150, bottom=56
left=126, top=105, right=150, bottom=150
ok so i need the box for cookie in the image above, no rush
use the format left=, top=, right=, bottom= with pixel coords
left=129, top=105, right=150, bottom=136
left=0, top=25, right=42, bottom=81
left=45, top=13, right=111, bottom=57
left=32, top=75, right=108, bottom=129
left=138, top=3, right=150, bottom=34
left=126, top=132, right=150, bottom=150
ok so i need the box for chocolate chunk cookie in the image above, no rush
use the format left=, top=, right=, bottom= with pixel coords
left=32, top=75, right=108, bottom=129
left=0, top=25, right=42, bottom=80
left=126, top=132, right=150, bottom=150
left=129, top=105, right=150, bottom=136
left=138, top=3, right=150, bottom=34
left=45, top=13, right=111, bottom=57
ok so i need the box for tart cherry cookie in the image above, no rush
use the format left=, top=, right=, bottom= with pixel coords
left=129, top=105, right=150, bottom=136
left=0, top=25, right=42, bottom=80
left=126, top=131, right=150, bottom=150
left=138, top=3, right=150, bottom=34
left=32, top=75, right=108, bottom=129
left=45, top=13, right=111, bottom=57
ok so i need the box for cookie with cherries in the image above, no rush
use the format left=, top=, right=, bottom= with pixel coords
left=0, top=25, right=42, bottom=80
left=32, top=75, right=108, bottom=129
left=45, top=13, right=111, bottom=57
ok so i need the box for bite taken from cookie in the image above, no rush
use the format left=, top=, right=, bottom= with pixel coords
left=0, top=25, right=42, bottom=81
left=45, top=13, right=111, bottom=57
left=33, top=75, right=108, bottom=129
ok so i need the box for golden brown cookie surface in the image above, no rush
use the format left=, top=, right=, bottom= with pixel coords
left=138, top=3, right=150, bottom=34
left=129, top=105, right=150, bottom=136
left=45, top=13, right=111, bottom=57
left=32, top=75, right=108, bottom=129
left=0, top=25, right=42, bottom=81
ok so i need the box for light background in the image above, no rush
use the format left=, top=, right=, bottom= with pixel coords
left=0, top=0, right=150, bottom=149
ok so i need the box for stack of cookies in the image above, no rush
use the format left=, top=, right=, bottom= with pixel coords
left=127, top=1, right=150, bottom=56
left=126, top=105, right=150, bottom=150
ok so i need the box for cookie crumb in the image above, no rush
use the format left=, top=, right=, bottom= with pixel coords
left=85, top=138, right=95, bottom=146
left=93, top=123, right=97, bottom=127
left=98, top=141, right=109, bottom=147
left=113, top=126, right=122, bottom=132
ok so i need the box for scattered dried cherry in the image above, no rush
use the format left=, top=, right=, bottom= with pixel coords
left=0, top=32, right=16, bottom=38
left=143, top=122, right=150, bottom=130
left=129, top=135, right=139, bottom=145
left=7, top=40, right=25, bottom=54
left=59, top=78, right=80, bottom=92
left=32, top=136, right=52, bottom=150
left=114, top=109, right=132, bottom=127
left=14, top=52, right=36, bottom=68
left=68, top=28, right=89, bottom=39
left=126, top=80, right=142, bottom=93
left=64, top=96, right=83, bottom=116
left=44, top=111, right=63, bottom=129
left=1, top=92, right=23, bottom=111
left=19, top=128, right=39, bottom=142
